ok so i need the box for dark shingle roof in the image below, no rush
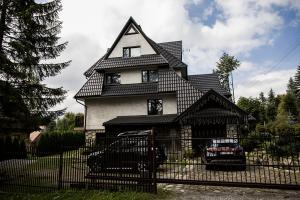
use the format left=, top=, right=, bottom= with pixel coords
left=75, top=72, right=104, bottom=98
left=158, top=69, right=202, bottom=114
left=95, top=54, right=168, bottom=70
left=84, top=41, right=183, bottom=78
left=148, top=38, right=187, bottom=69
left=84, top=54, right=106, bottom=77
left=188, top=74, right=231, bottom=96
left=103, top=114, right=177, bottom=126
left=158, top=41, right=182, bottom=60
left=101, top=82, right=158, bottom=96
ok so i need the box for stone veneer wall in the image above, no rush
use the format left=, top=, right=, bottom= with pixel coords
left=180, top=125, right=192, bottom=152
left=85, top=129, right=105, bottom=146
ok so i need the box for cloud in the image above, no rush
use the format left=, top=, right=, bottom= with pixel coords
left=43, top=0, right=300, bottom=112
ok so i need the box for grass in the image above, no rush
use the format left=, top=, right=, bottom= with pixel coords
left=0, top=189, right=172, bottom=200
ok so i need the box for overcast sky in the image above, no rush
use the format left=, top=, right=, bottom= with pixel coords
left=43, top=0, right=300, bottom=113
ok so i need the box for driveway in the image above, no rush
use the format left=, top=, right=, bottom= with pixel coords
left=160, top=184, right=300, bottom=200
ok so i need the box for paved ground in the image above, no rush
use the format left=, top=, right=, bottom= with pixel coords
left=160, top=184, right=300, bottom=200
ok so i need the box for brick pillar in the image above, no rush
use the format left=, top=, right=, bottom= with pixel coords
left=180, top=125, right=192, bottom=152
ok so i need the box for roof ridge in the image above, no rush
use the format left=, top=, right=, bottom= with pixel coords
left=188, top=73, right=218, bottom=77
left=158, top=40, right=182, bottom=44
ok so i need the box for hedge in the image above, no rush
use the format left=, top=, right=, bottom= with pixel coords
left=0, top=137, right=27, bottom=161
left=36, top=131, right=85, bottom=156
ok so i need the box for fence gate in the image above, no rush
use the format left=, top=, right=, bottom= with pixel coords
left=155, top=127, right=300, bottom=190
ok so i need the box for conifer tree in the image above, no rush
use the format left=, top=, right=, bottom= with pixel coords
left=0, top=0, right=70, bottom=130
left=214, top=52, right=240, bottom=101
left=266, top=89, right=277, bottom=121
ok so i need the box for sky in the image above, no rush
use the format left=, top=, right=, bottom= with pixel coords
left=43, top=0, right=300, bottom=113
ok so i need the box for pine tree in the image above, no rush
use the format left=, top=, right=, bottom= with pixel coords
left=293, top=65, right=300, bottom=101
left=266, top=89, right=277, bottom=121
left=0, top=0, right=70, bottom=131
left=287, top=77, right=297, bottom=95
left=214, top=52, right=240, bottom=101
left=259, top=92, right=267, bottom=123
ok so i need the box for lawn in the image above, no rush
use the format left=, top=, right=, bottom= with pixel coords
left=0, top=189, right=171, bottom=200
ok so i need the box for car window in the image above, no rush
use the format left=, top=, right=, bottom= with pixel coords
left=211, top=143, right=238, bottom=148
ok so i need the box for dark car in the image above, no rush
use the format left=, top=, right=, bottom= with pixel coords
left=87, top=130, right=167, bottom=173
left=203, top=138, right=246, bottom=170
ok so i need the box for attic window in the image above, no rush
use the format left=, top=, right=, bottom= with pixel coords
left=106, top=73, right=120, bottom=84
left=123, top=46, right=141, bottom=58
left=125, top=25, right=138, bottom=35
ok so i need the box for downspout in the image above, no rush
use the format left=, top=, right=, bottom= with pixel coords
left=76, top=99, right=87, bottom=132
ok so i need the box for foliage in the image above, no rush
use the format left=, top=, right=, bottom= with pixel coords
left=45, top=112, right=83, bottom=133
left=266, top=136, right=300, bottom=157
left=0, top=0, right=70, bottom=131
left=36, top=131, right=85, bottom=156
left=237, top=96, right=262, bottom=123
left=56, top=112, right=77, bottom=133
left=266, top=89, right=277, bottom=122
left=213, top=52, right=240, bottom=94
left=275, top=94, right=299, bottom=125
left=240, top=132, right=271, bottom=152
left=0, top=137, right=27, bottom=160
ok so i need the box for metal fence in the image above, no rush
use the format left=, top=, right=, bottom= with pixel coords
left=0, top=133, right=300, bottom=193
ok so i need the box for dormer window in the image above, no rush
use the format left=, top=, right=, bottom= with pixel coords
left=142, top=70, right=158, bottom=83
left=106, top=73, right=120, bottom=84
left=148, top=99, right=163, bottom=115
left=123, top=46, right=141, bottom=58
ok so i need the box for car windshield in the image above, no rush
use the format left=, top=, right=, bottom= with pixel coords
left=210, top=142, right=238, bottom=148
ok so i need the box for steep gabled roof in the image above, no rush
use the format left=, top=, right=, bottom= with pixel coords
left=158, top=41, right=182, bottom=60
left=95, top=54, right=168, bottom=70
left=188, top=74, right=231, bottom=97
left=104, top=17, right=159, bottom=59
left=75, top=72, right=104, bottom=98
left=84, top=54, right=106, bottom=77
left=83, top=17, right=185, bottom=77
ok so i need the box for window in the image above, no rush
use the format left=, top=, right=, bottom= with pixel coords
left=106, top=73, right=120, bottom=84
left=142, top=70, right=158, bottom=83
left=123, top=46, right=141, bottom=58
left=148, top=99, right=163, bottom=115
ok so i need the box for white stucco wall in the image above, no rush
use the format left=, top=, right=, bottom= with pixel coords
left=120, top=69, right=141, bottom=84
left=108, top=26, right=156, bottom=58
left=175, top=69, right=182, bottom=77
left=85, top=94, right=177, bottom=130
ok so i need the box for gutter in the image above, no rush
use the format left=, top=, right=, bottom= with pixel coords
left=76, top=99, right=87, bottom=132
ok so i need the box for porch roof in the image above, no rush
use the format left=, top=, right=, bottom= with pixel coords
left=103, top=114, right=177, bottom=126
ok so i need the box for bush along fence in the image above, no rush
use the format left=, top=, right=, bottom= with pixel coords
left=0, top=132, right=300, bottom=193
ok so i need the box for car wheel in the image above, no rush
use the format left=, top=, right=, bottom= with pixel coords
left=89, top=162, right=102, bottom=173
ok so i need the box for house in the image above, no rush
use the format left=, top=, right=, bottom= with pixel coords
left=75, top=17, right=248, bottom=151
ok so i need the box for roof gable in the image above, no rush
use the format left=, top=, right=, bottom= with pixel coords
left=106, top=17, right=159, bottom=59
left=175, top=89, right=248, bottom=124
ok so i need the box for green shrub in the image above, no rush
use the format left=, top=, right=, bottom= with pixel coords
left=274, top=123, right=295, bottom=136
left=0, top=137, right=27, bottom=160
left=36, top=131, right=85, bottom=156
left=240, top=132, right=260, bottom=152
left=293, top=124, right=300, bottom=136
left=255, top=124, right=266, bottom=133
left=240, top=132, right=272, bottom=152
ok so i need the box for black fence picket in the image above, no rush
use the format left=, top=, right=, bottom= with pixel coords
left=0, top=132, right=300, bottom=193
